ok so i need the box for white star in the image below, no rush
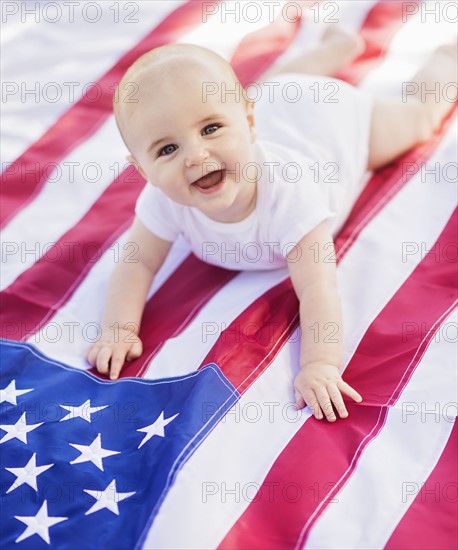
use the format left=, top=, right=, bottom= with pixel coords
left=84, top=479, right=135, bottom=516
left=59, top=399, right=108, bottom=422
left=137, top=411, right=179, bottom=448
left=0, top=380, right=33, bottom=405
left=0, top=412, right=43, bottom=444
left=5, top=453, right=53, bottom=493
left=69, top=433, right=120, bottom=471
left=15, top=500, right=67, bottom=544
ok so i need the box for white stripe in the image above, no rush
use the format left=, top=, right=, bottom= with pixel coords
left=304, top=307, right=458, bottom=549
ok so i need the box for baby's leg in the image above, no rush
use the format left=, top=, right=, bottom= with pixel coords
left=367, top=45, right=457, bottom=171
left=258, top=26, right=364, bottom=83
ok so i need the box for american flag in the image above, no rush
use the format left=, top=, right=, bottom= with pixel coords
left=1, top=1, right=457, bottom=549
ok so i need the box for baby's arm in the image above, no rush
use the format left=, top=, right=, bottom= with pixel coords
left=286, top=220, right=362, bottom=421
left=84, top=216, right=172, bottom=379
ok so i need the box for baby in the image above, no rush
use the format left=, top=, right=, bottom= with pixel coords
left=85, top=32, right=457, bottom=422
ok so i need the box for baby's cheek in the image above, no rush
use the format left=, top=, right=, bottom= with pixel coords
left=223, top=134, right=254, bottom=161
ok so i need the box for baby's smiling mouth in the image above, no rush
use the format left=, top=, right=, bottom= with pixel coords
left=191, top=169, right=226, bottom=190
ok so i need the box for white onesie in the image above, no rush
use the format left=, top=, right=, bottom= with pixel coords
left=135, top=75, right=373, bottom=271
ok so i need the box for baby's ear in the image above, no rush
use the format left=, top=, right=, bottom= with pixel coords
left=126, top=155, right=147, bottom=180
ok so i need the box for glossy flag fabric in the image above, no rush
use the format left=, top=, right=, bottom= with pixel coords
left=1, top=1, right=457, bottom=549
left=0, top=339, right=239, bottom=549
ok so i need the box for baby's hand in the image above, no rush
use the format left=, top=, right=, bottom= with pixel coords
left=294, top=363, right=362, bottom=422
left=84, top=328, right=143, bottom=380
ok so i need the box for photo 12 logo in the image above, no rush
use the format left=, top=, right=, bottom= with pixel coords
left=402, top=2, right=458, bottom=23
left=1, top=2, right=140, bottom=24
left=202, top=2, right=340, bottom=25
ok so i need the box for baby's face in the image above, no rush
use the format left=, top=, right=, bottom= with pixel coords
left=121, top=63, right=257, bottom=222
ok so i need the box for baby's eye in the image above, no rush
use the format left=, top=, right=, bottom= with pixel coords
left=203, top=123, right=222, bottom=135
left=158, top=144, right=177, bottom=157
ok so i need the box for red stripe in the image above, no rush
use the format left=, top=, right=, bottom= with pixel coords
left=334, top=0, right=421, bottom=86
left=384, top=422, right=458, bottom=550
left=218, top=209, right=457, bottom=549
left=0, top=0, right=214, bottom=228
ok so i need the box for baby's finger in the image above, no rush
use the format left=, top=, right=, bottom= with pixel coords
left=126, top=340, right=143, bottom=362
left=327, top=383, right=348, bottom=418
left=109, top=349, right=127, bottom=380
left=303, top=389, right=323, bottom=420
left=85, top=345, right=99, bottom=366
left=338, top=380, right=363, bottom=403
left=315, top=389, right=336, bottom=422
left=95, top=346, right=112, bottom=375
left=294, top=389, right=306, bottom=410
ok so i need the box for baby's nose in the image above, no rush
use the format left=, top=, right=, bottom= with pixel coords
left=184, top=145, right=209, bottom=168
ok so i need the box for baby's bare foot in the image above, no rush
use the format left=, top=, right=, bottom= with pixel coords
left=257, top=25, right=365, bottom=82
left=321, top=26, right=365, bottom=64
